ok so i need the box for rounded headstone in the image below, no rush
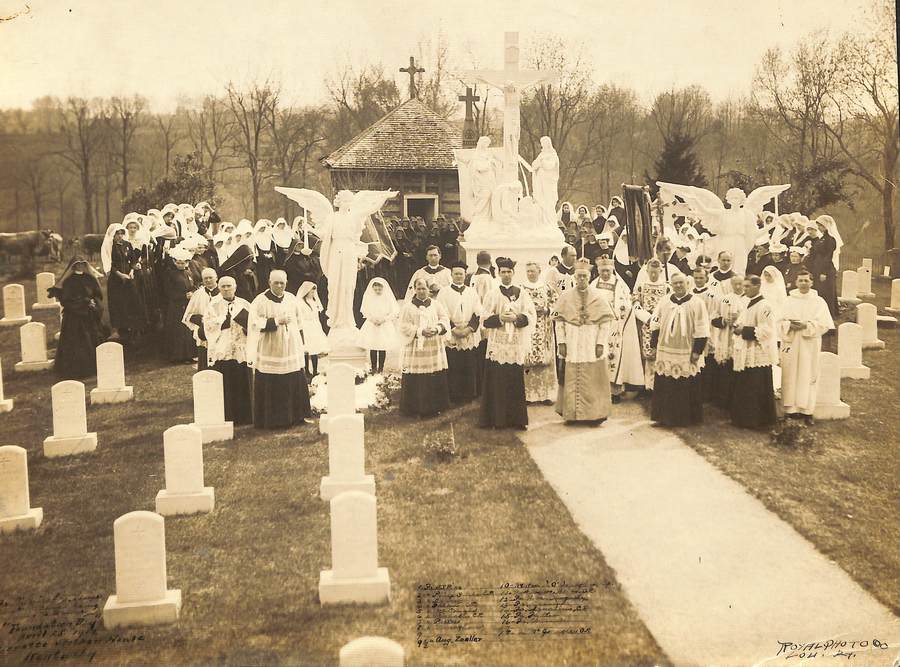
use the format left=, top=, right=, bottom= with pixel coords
left=113, top=511, right=168, bottom=604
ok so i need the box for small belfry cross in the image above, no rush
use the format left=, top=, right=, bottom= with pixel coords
left=458, top=87, right=480, bottom=119
left=399, top=56, right=425, bottom=100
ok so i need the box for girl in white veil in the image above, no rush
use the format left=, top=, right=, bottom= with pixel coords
left=760, top=265, right=788, bottom=390
left=359, top=277, right=400, bottom=374
left=296, top=281, right=329, bottom=377
left=815, top=214, right=844, bottom=271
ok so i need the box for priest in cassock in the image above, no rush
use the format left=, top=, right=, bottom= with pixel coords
left=707, top=251, right=736, bottom=298
left=521, top=262, right=557, bottom=403
left=554, top=259, right=615, bottom=423
left=592, top=258, right=645, bottom=400
left=779, top=270, right=834, bottom=424
left=468, top=250, right=496, bottom=395
left=708, top=275, right=748, bottom=410
left=435, top=262, right=481, bottom=404
left=649, top=273, right=710, bottom=426
left=406, top=245, right=451, bottom=298
left=246, top=270, right=313, bottom=429
left=632, top=258, right=669, bottom=390
left=398, top=277, right=451, bottom=417
left=203, top=276, right=253, bottom=426
left=479, top=257, right=536, bottom=430
left=182, top=267, right=219, bottom=370
left=730, top=275, right=777, bottom=429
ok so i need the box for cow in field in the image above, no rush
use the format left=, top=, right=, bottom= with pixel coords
left=0, top=230, right=62, bottom=273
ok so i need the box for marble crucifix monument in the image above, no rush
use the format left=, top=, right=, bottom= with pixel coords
left=455, top=31, right=564, bottom=276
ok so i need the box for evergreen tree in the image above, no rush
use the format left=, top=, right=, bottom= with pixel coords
left=121, top=152, right=217, bottom=214
left=646, top=133, right=708, bottom=194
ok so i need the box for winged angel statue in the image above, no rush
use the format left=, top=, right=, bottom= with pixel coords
left=656, top=182, right=790, bottom=274
left=275, top=187, right=397, bottom=332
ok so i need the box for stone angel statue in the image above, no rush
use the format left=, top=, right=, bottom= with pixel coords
left=656, top=182, right=790, bottom=274
left=274, top=187, right=397, bottom=333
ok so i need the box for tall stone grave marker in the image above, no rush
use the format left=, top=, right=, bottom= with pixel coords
left=320, top=362, right=356, bottom=435
left=319, top=490, right=390, bottom=605
left=189, top=370, right=233, bottom=443
left=857, top=303, right=885, bottom=349
left=14, top=322, right=52, bottom=372
left=0, top=358, right=12, bottom=412
left=837, top=323, right=870, bottom=379
left=103, top=511, right=182, bottom=628
left=861, top=257, right=873, bottom=271
left=0, top=284, right=30, bottom=327
left=43, top=380, right=98, bottom=457
left=887, top=279, right=900, bottom=315
left=340, top=637, right=405, bottom=667
left=321, top=414, right=375, bottom=500
left=812, top=352, right=850, bottom=420
left=0, top=446, right=43, bottom=533
left=32, top=272, right=60, bottom=311
left=838, top=270, right=860, bottom=304
left=90, top=342, right=133, bottom=404
left=856, top=266, right=875, bottom=299
left=155, top=425, right=214, bottom=516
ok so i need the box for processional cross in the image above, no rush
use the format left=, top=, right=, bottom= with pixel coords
left=458, top=87, right=481, bottom=148
left=459, top=32, right=558, bottom=183
left=400, top=56, right=425, bottom=100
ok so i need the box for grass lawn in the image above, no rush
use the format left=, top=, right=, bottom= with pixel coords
left=0, top=275, right=669, bottom=666
left=673, top=278, right=900, bottom=617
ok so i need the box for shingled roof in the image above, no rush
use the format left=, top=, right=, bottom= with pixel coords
left=322, top=98, right=461, bottom=171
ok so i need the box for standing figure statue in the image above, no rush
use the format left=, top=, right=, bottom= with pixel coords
left=455, top=136, right=502, bottom=230
left=657, top=182, right=790, bottom=275
left=528, top=136, right=560, bottom=228
left=274, top=187, right=397, bottom=333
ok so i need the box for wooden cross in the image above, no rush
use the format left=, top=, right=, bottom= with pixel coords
left=458, top=87, right=480, bottom=121
left=399, top=56, right=425, bottom=100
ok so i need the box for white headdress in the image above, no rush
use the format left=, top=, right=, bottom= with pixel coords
left=360, top=277, right=399, bottom=321
left=100, top=223, right=126, bottom=274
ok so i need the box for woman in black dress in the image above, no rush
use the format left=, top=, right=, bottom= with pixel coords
left=160, top=248, right=197, bottom=362
left=102, top=223, right=147, bottom=342
left=50, top=257, right=107, bottom=379
left=806, top=221, right=838, bottom=316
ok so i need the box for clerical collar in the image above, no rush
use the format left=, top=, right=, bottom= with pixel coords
left=499, top=284, right=518, bottom=298
left=411, top=296, right=431, bottom=307
left=670, top=293, right=692, bottom=305
left=424, top=265, right=445, bottom=274
left=693, top=286, right=708, bottom=294
left=206, top=287, right=219, bottom=297
left=451, top=284, right=466, bottom=293
left=475, top=267, right=492, bottom=275
left=264, top=290, right=284, bottom=303
left=558, top=263, right=574, bottom=275
left=713, top=269, right=734, bottom=280
left=747, top=295, right=764, bottom=307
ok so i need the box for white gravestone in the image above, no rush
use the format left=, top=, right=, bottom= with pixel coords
left=321, top=414, right=375, bottom=500
left=340, top=637, right=405, bottom=667
left=857, top=303, right=884, bottom=350
left=14, top=322, right=52, bottom=372
left=837, top=323, right=870, bottom=380
left=319, top=363, right=357, bottom=435
left=0, top=358, right=13, bottom=413
left=189, top=370, right=233, bottom=443
left=103, top=511, right=182, bottom=628
left=813, top=352, right=850, bottom=419
left=838, top=270, right=860, bottom=304
left=43, top=380, right=98, bottom=457
left=90, top=342, right=133, bottom=404
left=319, top=490, right=390, bottom=605
left=886, top=279, right=900, bottom=315
left=861, top=257, right=873, bottom=271
left=856, top=266, right=875, bottom=299
left=0, top=284, right=31, bottom=327
left=155, top=425, right=214, bottom=516
left=0, top=446, right=43, bottom=533
left=32, top=272, right=60, bottom=311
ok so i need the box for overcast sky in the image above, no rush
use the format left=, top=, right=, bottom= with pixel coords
left=0, top=0, right=874, bottom=113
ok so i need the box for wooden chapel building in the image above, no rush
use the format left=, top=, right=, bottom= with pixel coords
left=321, top=57, right=463, bottom=223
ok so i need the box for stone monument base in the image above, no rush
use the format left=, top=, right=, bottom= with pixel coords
left=43, top=433, right=97, bottom=458
left=319, top=567, right=390, bottom=605
left=14, top=360, right=53, bottom=373
left=887, top=307, right=900, bottom=315
left=858, top=291, right=876, bottom=299
left=838, top=297, right=862, bottom=306
left=190, top=422, right=233, bottom=444
left=155, top=488, right=215, bottom=516
left=327, top=326, right=367, bottom=368
left=103, top=590, right=182, bottom=629
left=320, top=474, right=376, bottom=501
left=0, top=316, right=31, bottom=328
left=840, top=365, right=870, bottom=380
left=90, top=386, right=134, bottom=405
left=877, top=315, right=897, bottom=328
left=813, top=401, right=850, bottom=420
left=0, top=398, right=12, bottom=413
left=460, top=237, right=563, bottom=281
left=32, top=303, right=61, bottom=312
left=0, top=508, right=43, bottom=534
left=862, top=339, right=885, bottom=350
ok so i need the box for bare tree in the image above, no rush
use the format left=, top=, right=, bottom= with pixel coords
left=326, top=61, right=401, bottom=146
left=227, top=80, right=279, bottom=221
left=56, top=97, right=108, bottom=234
left=265, top=101, right=327, bottom=219
left=416, top=30, right=456, bottom=118
left=823, top=0, right=899, bottom=250
left=110, top=95, right=146, bottom=200
left=154, top=113, right=182, bottom=176
left=186, top=94, right=236, bottom=179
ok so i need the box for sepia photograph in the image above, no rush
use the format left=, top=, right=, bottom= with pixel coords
left=0, top=0, right=898, bottom=665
